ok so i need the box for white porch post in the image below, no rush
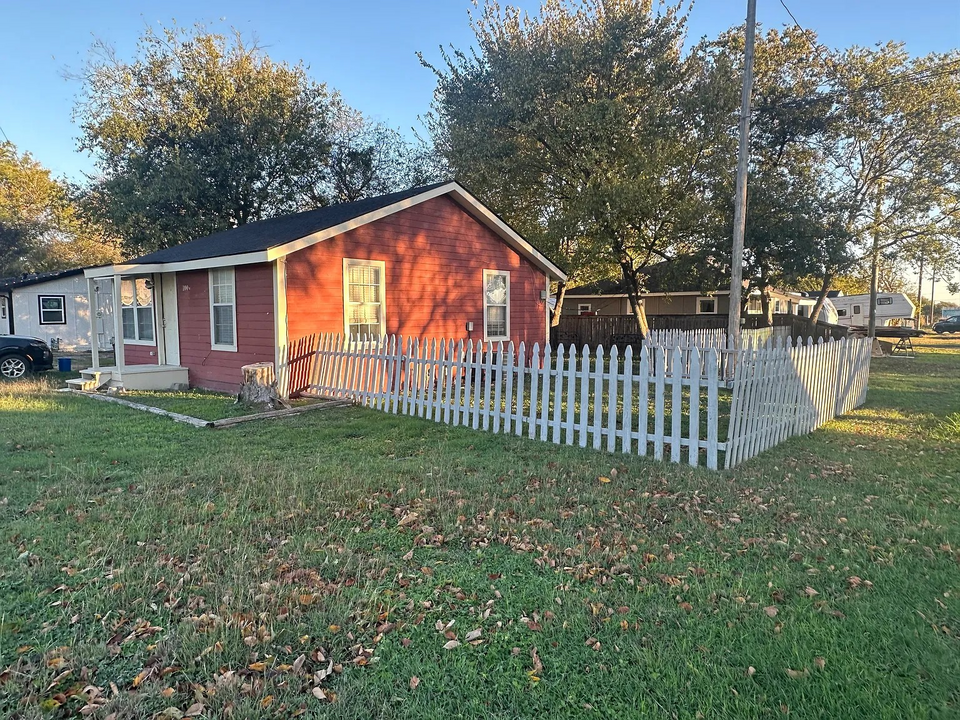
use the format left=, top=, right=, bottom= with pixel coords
left=112, top=274, right=125, bottom=376
left=88, top=277, right=100, bottom=371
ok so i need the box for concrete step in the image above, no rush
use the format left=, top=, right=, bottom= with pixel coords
left=74, top=369, right=112, bottom=390
left=66, top=378, right=101, bottom=391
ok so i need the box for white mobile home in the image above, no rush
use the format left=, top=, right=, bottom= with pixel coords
left=830, top=293, right=915, bottom=328
left=0, top=268, right=110, bottom=350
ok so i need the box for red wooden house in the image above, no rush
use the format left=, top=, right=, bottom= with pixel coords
left=75, top=182, right=566, bottom=393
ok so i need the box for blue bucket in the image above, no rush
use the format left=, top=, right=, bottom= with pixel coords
left=58, top=357, right=72, bottom=372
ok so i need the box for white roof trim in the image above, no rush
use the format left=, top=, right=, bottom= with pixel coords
left=84, top=251, right=270, bottom=278
left=89, top=182, right=567, bottom=282
left=266, top=182, right=566, bottom=281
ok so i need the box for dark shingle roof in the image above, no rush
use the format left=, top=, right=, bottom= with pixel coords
left=0, top=267, right=86, bottom=291
left=129, top=182, right=451, bottom=265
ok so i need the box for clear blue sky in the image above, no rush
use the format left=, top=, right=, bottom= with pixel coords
left=1, top=0, right=957, bottom=183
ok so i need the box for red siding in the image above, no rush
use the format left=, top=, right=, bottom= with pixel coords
left=176, top=265, right=276, bottom=392
left=123, top=343, right=159, bottom=366
left=285, top=196, right=548, bottom=347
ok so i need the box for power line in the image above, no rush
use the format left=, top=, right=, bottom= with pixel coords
left=0, top=123, right=9, bottom=144
left=771, top=0, right=959, bottom=106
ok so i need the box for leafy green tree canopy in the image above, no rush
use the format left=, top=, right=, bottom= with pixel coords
left=74, top=25, right=338, bottom=256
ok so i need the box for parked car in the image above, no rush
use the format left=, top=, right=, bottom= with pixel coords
left=933, top=317, right=960, bottom=334
left=0, top=335, right=54, bottom=379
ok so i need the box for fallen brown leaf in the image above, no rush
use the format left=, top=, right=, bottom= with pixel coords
left=785, top=667, right=809, bottom=679
left=764, top=606, right=779, bottom=618
left=409, top=676, right=420, bottom=690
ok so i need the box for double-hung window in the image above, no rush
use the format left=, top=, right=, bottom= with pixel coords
left=38, top=295, right=66, bottom=325
left=343, top=259, right=385, bottom=340
left=209, top=267, right=237, bottom=351
left=120, top=279, right=154, bottom=342
left=483, top=270, right=510, bottom=341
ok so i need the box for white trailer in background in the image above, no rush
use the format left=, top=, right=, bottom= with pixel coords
left=830, top=293, right=916, bottom=328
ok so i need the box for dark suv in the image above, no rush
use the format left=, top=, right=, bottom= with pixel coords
left=933, top=317, right=960, bottom=334
left=0, top=335, right=54, bottom=379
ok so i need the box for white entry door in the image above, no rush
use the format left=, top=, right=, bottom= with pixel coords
left=158, top=273, right=180, bottom=365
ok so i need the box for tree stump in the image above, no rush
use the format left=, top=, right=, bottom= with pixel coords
left=238, top=362, right=288, bottom=409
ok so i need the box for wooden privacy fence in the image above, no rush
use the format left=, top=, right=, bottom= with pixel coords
left=553, top=313, right=848, bottom=349
left=279, top=332, right=871, bottom=470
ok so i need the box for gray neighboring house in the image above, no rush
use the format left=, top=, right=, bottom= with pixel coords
left=0, top=268, right=109, bottom=350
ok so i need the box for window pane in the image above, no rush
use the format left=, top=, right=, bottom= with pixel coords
left=213, top=305, right=235, bottom=346
left=135, top=279, right=152, bottom=307
left=121, top=280, right=134, bottom=307
left=349, top=322, right=381, bottom=339
left=122, top=308, right=136, bottom=339
left=486, top=305, right=506, bottom=337
left=136, top=307, right=154, bottom=341
left=212, top=270, right=234, bottom=304
left=485, top=274, right=507, bottom=305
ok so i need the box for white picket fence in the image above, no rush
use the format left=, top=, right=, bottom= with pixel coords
left=283, top=333, right=871, bottom=470
left=723, top=335, right=872, bottom=468
left=299, top=333, right=726, bottom=469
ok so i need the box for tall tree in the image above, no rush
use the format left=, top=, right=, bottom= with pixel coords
left=0, top=142, right=118, bottom=277
left=74, top=24, right=338, bottom=256
left=312, top=104, right=445, bottom=205
left=824, top=44, right=960, bottom=334
left=424, top=0, right=737, bottom=331
left=701, top=27, right=858, bottom=324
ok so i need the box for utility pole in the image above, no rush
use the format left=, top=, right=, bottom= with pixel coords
left=929, top=268, right=937, bottom=326
left=727, top=0, right=757, bottom=351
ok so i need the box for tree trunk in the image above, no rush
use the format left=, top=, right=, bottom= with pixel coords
left=760, top=289, right=773, bottom=327
left=868, top=191, right=882, bottom=337
left=551, top=281, right=567, bottom=327
left=238, top=362, right=288, bottom=409
left=915, top=253, right=924, bottom=327
left=868, top=243, right=880, bottom=337
left=618, top=260, right=650, bottom=336
left=808, top=273, right=832, bottom=323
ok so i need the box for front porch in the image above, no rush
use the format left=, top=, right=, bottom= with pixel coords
left=66, top=364, right=190, bottom=392
left=75, top=267, right=187, bottom=392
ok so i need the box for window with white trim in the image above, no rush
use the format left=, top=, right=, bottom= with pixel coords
left=483, top=270, right=510, bottom=340
left=696, top=296, right=717, bottom=315
left=747, top=296, right=762, bottom=314
left=38, top=295, right=66, bottom=325
left=877, top=297, right=893, bottom=306
left=0, top=296, right=6, bottom=320
left=343, top=259, right=385, bottom=339
left=577, top=303, right=592, bottom=315
left=120, top=279, right=154, bottom=342
left=209, top=267, right=237, bottom=350
left=853, top=304, right=861, bottom=315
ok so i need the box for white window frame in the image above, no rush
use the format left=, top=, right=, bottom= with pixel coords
left=38, top=295, right=67, bottom=325
left=482, top=269, right=510, bottom=342
left=209, top=267, right=238, bottom=352
left=120, top=279, right=156, bottom=345
left=342, top=258, right=386, bottom=341
left=696, top=296, right=717, bottom=315
left=577, top=303, right=592, bottom=315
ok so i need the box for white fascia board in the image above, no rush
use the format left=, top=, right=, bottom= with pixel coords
left=445, top=186, right=568, bottom=282
left=84, top=252, right=271, bottom=278
left=266, top=183, right=456, bottom=261
left=265, top=182, right=568, bottom=283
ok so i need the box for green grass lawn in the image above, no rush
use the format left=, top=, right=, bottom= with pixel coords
left=0, top=336, right=957, bottom=719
